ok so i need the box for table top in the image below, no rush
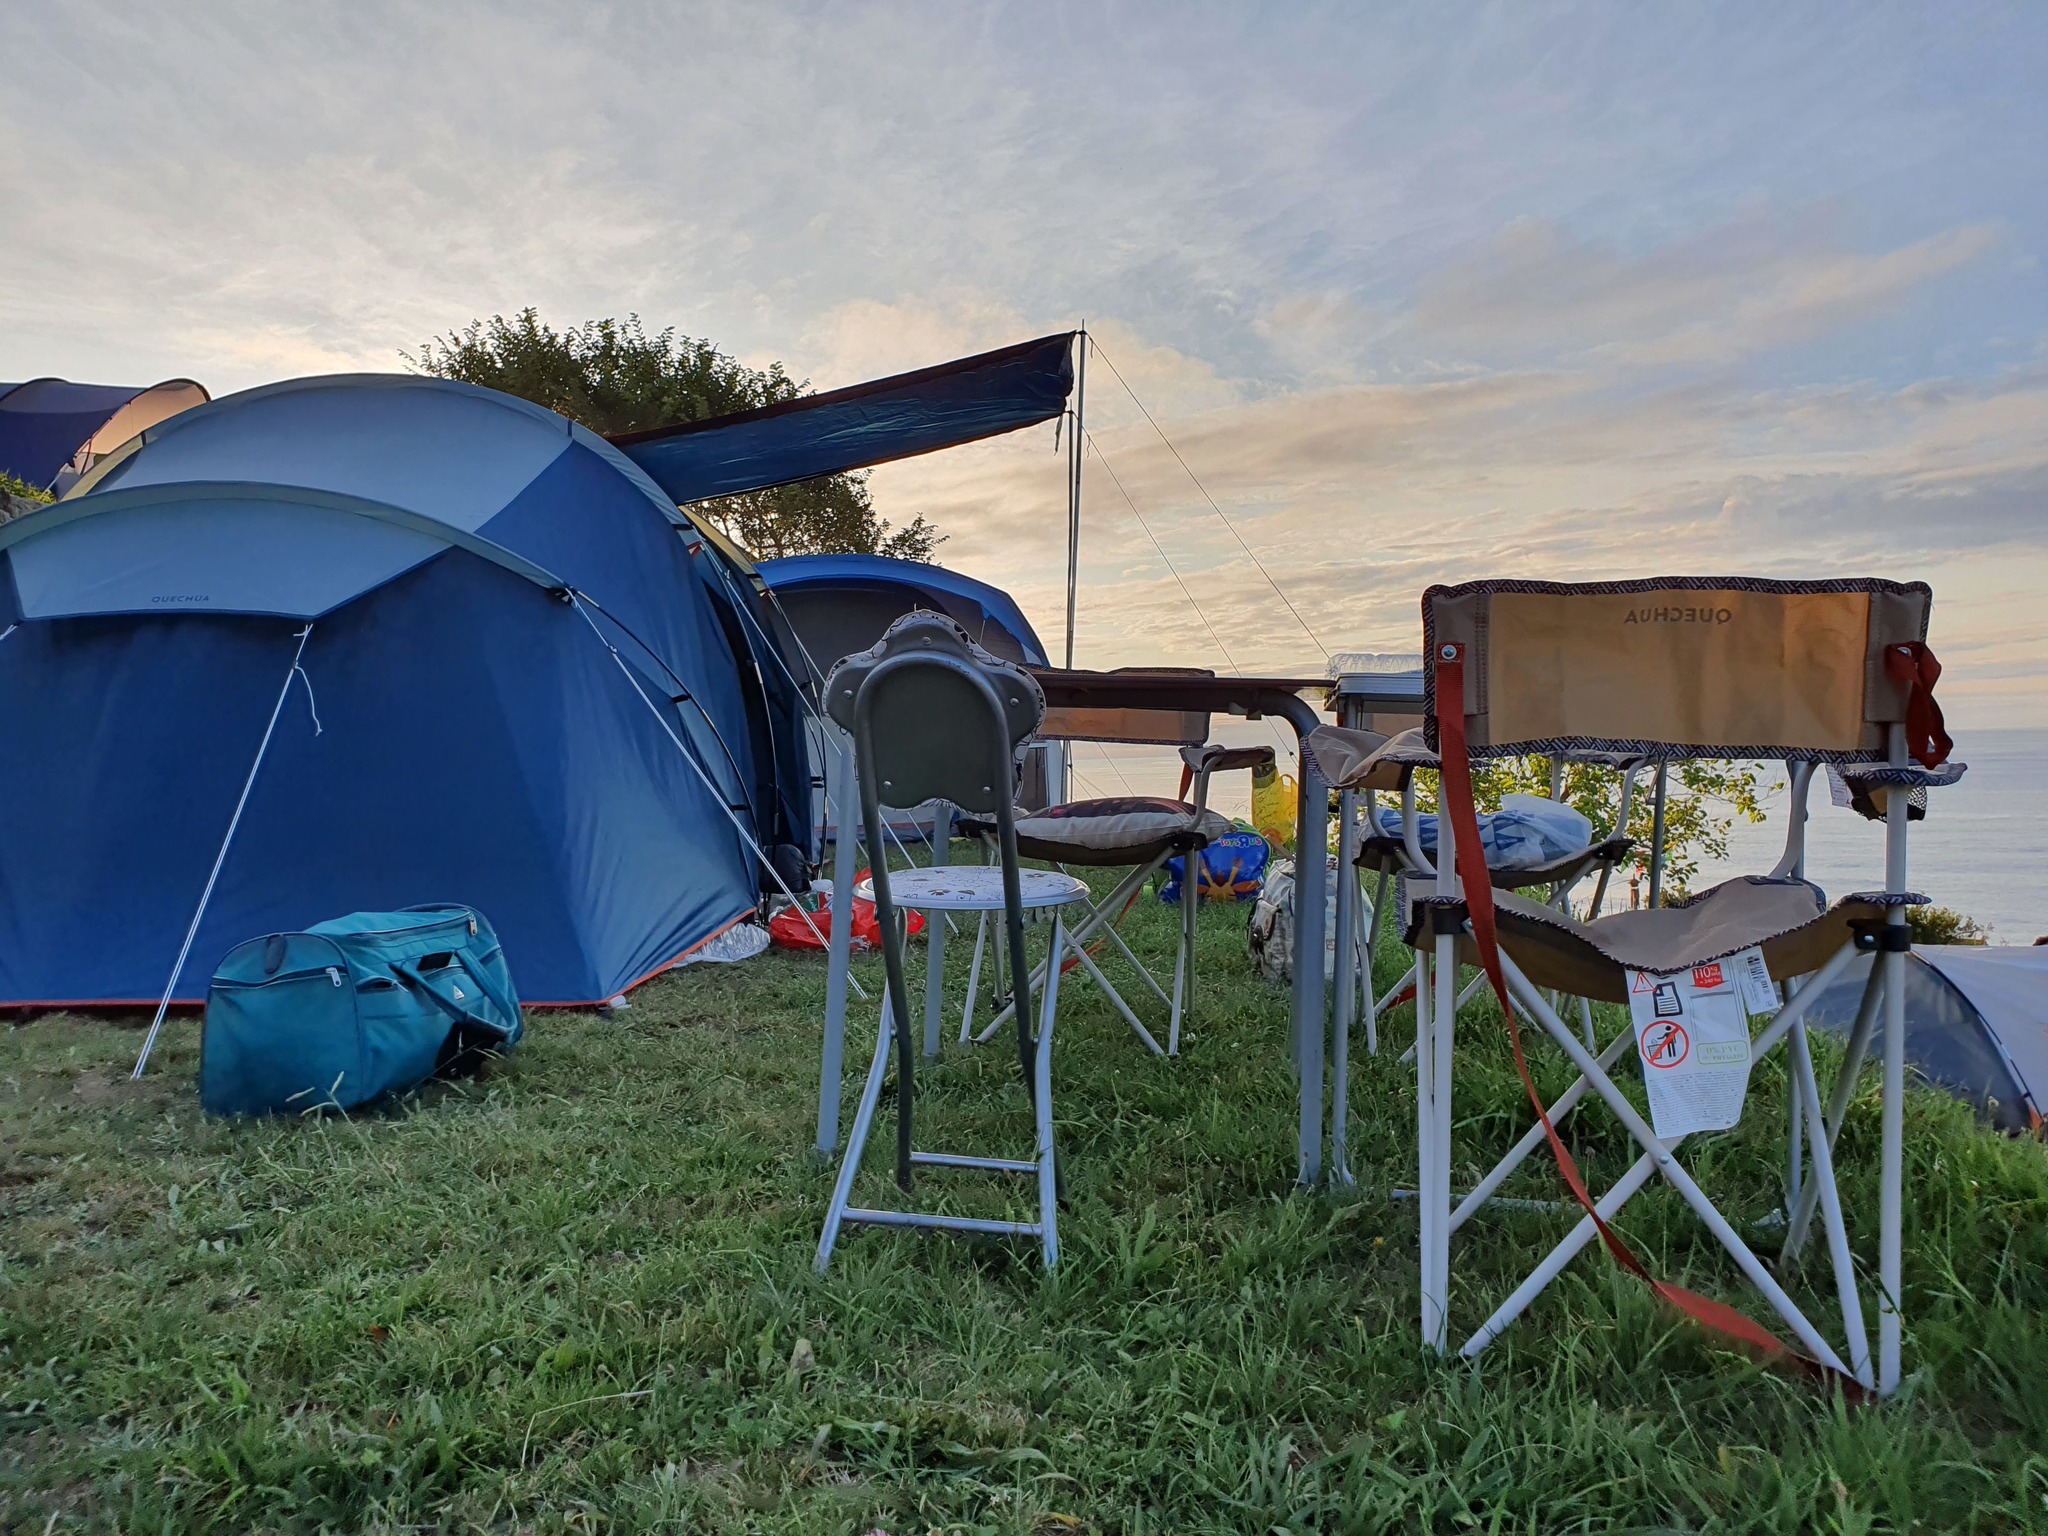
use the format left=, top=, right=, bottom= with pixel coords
left=1027, top=666, right=1328, bottom=715
left=855, top=865, right=1091, bottom=912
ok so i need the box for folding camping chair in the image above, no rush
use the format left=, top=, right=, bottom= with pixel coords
left=814, top=613, right=1090, bottom=1271
left=958, top=680, right=1261, bottom=1058
left=1309, top=726, right=1646, bottom=1053
left=1389, top=576, right=1958, bottom=1395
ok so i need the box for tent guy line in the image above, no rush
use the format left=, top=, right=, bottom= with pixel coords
left=132, top=623, right=319, bottom=1078
left=1089, top=339, right=1330, bottom=666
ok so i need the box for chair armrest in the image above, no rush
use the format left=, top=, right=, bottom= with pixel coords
left=1307, top=725, right=1435, bottom=790
left=1179, top=742, right=1277, bottom=775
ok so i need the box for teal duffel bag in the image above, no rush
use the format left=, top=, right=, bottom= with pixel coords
left=201, top=905, right=522, bottom=1117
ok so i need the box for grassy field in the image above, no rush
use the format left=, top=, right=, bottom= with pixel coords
left=3, top=881, right=2046, bottom=1534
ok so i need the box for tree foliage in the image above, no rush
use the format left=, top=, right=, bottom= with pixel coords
left=1410, top=755, right=1774, bottom=904
left=408, top=310, right=940, bottom=562
left=0, top=469, right=53, bottom=524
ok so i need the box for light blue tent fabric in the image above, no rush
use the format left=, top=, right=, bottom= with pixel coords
left=0, top=376, right=799, bottom=1006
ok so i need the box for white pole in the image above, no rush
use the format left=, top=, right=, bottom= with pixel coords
left=1064, top=327, right=1086, bottom=673
left=1880, top=723, right=1911, bottom=1394
left=819, top=735, right=861, bottom=1155
left=1426, top=822, right=1460, bottom=1353
left=132, top=624, right=315, bottom=1079
left=1414, top=944, right=1437, bottom=1347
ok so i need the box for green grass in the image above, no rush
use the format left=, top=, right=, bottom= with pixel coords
left=4, top=877, right=2047, bottom=1533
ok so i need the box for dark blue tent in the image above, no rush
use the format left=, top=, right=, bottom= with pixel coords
left=756, top=552, right=1050, bottom=671
left=755, top=553, right=1059, bottom=825
left=0, top=378, right=210, bottom=491
left=0, top=375, right=798, bottom=1006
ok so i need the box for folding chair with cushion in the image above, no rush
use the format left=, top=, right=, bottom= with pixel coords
left=958, top=686, right=1259, bottom=1058
left=814, top=614, right=1091, bottom=1271
left=1309, top=725, right=1646, bottom=1050
left=1398, top=576, right=1957, bottom=1395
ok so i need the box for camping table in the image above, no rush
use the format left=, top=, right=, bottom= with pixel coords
left=815, top=666, right=1341, bottom=1187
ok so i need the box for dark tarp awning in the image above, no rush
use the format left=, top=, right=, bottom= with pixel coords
left=610, top=332, right=1075, bottom=506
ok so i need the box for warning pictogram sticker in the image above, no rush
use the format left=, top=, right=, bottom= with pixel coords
left=1631, top=970, right=1657, bottom=994
left=1639, top=1019, right=1690, bottom=1069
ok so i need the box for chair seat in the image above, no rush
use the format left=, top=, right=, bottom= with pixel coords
left=1410, top=874, right=1904, bottom=1004
left=1359, top=832, right=1633, bottom=891
left=857, top=866, right=1090, bottom=913
left=965, top=796, right=1235, bottom=868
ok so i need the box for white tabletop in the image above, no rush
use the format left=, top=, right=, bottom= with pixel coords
left=855, top=865, right=1090, bottom=912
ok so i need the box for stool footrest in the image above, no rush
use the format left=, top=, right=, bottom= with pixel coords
left=842, top=1207, right=1044, bottom=1239
left=911, top=1151, right=1037, bottom=1174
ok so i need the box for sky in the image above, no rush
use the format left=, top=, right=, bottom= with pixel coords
left=4, top=3, right=2046, bottom=725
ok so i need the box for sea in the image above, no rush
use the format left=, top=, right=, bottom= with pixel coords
left=1701, top=727, right=2047, bottom=945
left=1070, top=727, right=2048, bottom=945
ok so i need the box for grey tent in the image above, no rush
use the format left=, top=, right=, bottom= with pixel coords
left=1807, top=945, right=2048, bottom=1132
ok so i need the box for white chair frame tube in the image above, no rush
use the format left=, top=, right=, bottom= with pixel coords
left=1880, top=725, right=1911, bottom=1394
left=1783, top=957, right=1886, bottom=1258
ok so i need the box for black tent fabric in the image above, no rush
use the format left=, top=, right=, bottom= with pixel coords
left=611, top=332, right=1076, bottom=505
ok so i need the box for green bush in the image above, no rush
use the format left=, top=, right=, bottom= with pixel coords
left=1909, top=904, right=1989, bottom=945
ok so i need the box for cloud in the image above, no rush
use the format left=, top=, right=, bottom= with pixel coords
left=1415, top=216, right=1999, bottom=368
left=3, top=3, right=2044, bottom=719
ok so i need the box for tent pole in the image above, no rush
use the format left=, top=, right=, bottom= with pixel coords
left=132, top=623, right=315, bottom=1080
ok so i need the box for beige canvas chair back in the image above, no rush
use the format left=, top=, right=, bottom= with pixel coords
left=1423, top=577, right=1932, bottom=761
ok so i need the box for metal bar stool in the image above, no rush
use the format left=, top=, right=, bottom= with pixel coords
left=813, top=614, right=1089, bottom=1271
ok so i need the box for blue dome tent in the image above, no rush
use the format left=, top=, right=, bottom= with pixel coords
left=0, top=375, right=801, bottom=1008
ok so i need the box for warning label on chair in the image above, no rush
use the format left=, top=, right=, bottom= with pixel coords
left=1627, top=949, right=1764, bottom=1138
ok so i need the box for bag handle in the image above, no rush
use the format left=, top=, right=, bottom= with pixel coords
left=393, top=958, right=514, bottom=1041
left=1434, top=640, right=1858, bottom=1393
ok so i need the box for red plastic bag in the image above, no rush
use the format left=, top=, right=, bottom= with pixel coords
left=767, top=869, right=924, bottom=953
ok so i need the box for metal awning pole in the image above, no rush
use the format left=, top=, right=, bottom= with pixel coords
left=132, top=623, right=315, bottom=1079
left=1064, top=327, right=1086, bottom=672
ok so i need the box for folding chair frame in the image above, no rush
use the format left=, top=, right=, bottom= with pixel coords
left=961, top=746, right=1255, bottom=1058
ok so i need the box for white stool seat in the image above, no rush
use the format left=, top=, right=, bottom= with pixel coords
left=857, top=866, right=1089, bottom=913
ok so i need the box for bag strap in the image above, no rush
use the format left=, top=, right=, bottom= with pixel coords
left=1434, top=640, right=1856, bottom=1390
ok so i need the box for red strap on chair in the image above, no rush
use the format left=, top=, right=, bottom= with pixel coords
left=1433, top=641, right=1856, bottom=1388
left=1883, top=642, right=1952, bottom=770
